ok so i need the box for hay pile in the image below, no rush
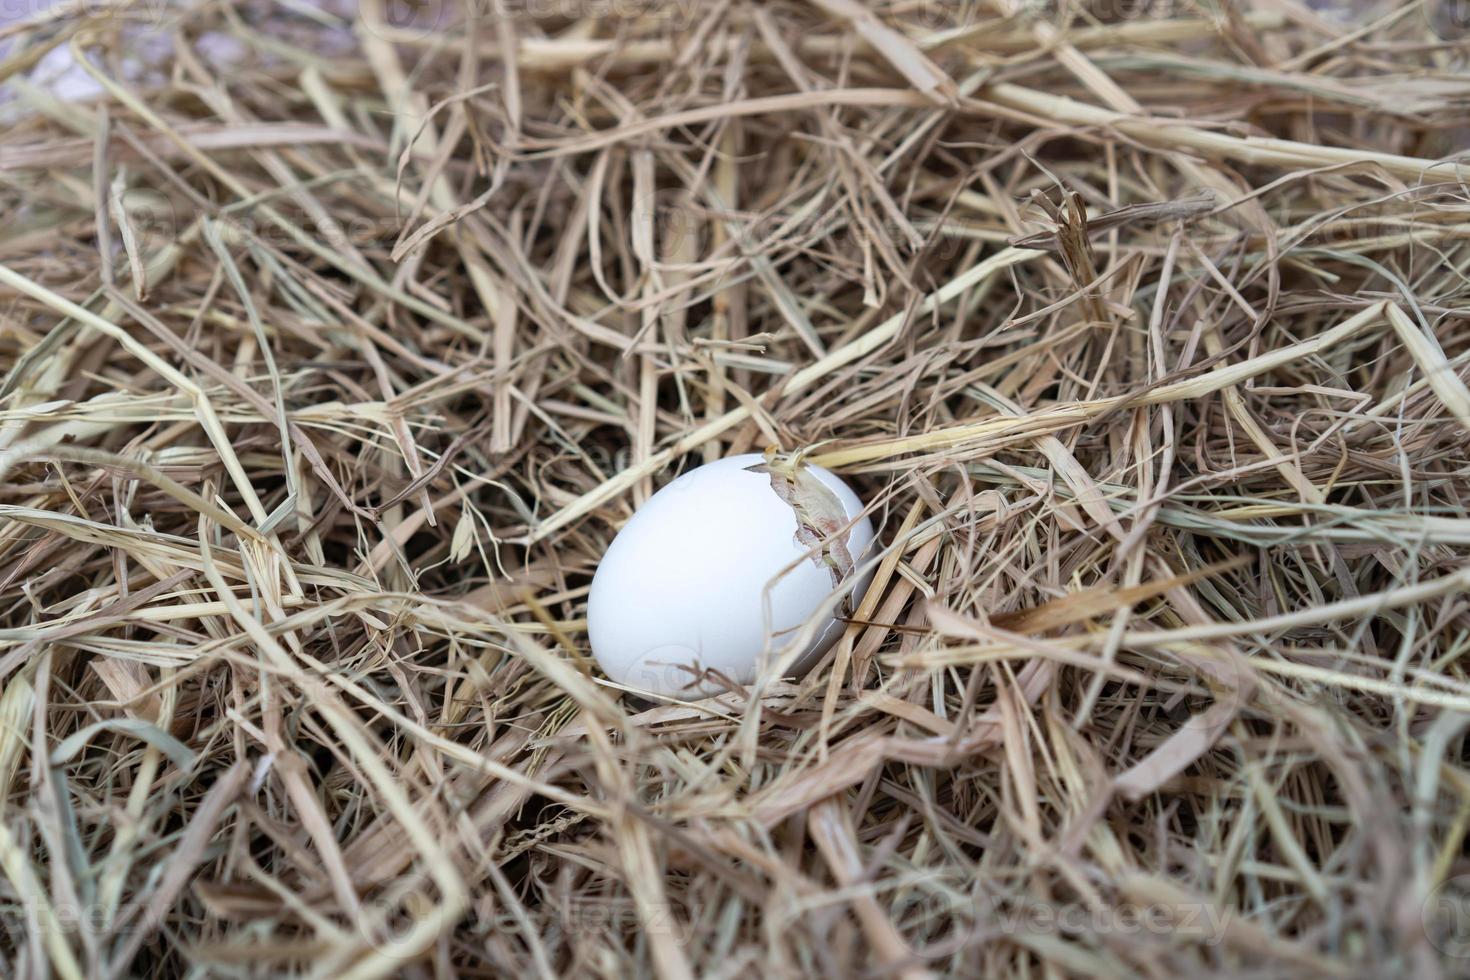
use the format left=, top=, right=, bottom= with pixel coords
left=3, top=0, right=1470, bottom=975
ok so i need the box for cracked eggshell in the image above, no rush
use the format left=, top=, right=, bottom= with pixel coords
left=587, top=454, right=875, bottom=697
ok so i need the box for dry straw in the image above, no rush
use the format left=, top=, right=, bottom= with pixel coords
left=1, top=0, right=1469, bottom=976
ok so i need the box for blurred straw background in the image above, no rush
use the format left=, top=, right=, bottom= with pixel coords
left=4, top=0, right=1470, bottom=976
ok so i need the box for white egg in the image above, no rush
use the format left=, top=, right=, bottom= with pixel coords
left=588, top=454, right=875, bottom=697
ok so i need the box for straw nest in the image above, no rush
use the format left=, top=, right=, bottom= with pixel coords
left=2, top=0, right=1470, bottom=976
